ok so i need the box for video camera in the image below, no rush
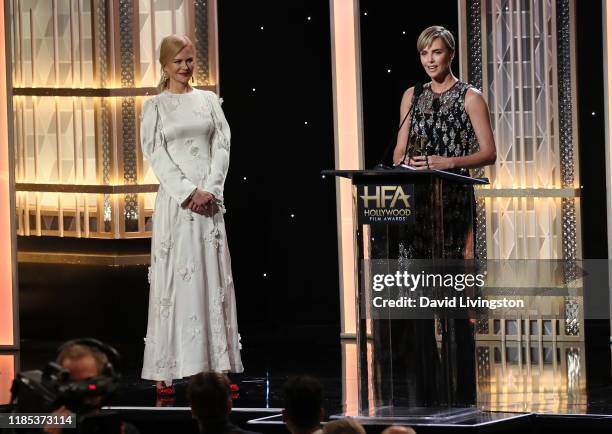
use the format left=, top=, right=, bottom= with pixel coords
left=9, top=361, right=118, bottom=414
left=6, top=338, right=123, bottom=434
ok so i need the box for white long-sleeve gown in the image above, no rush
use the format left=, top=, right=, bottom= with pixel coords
left=140, top=88, right=243, bottom=384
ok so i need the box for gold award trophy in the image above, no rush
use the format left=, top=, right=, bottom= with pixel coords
left=407, top=135, right=431, bottom=162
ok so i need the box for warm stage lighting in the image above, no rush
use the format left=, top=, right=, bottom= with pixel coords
left=0, top=0, right=16, bottom=347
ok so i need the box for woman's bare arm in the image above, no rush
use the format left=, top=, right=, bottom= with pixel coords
left=447, top=88, right=496, bottom=169
left=392, top=87, right=415, bottom=165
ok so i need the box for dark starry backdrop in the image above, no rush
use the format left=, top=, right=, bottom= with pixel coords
left=215, top=0, right=459, bottom=356
left=17, top=0, right=608, bottom=386
left=216, top=0, right=461, bottom=351
left=359, top=0, right=458, bottom=167
left=215, top=0, right=339, bottom=363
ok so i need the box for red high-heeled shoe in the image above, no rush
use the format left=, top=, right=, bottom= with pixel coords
left=156, top=382, right=176, bottom=397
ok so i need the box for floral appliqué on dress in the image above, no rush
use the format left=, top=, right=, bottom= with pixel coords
left=177, top=262, right=195, bottom=282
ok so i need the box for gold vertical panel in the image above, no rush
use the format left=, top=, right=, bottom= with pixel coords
left=459, top=0, right=584, bottom=344
left=475, top=341, right=586, bottom=412
left=208, top=0, right=218, bottom=90
left=458, top=0, right=583, bottom=261
left=341, top=341, right=358, bottom=415
left=603, top=0, right=612, bottom=262
left=330, top=0, right=364, bottom=337
left=10, top=0, right=95, bottom=88
left=603, top=0, right=612, bottom=329
left=137, top=0, right=196, bottom=87
left=341, top=340, right=374, bottom=416
left=1, top=0, right=18, bottom=347
left=193, top=0, right=209, bottom=85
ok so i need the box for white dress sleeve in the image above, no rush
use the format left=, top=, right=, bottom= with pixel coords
left=202, top=92, right=231, bottom=200
left=140, top=98, right=197, bottom=205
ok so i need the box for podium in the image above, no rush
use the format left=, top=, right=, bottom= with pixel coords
left=325, top=168, right=489, bottom=423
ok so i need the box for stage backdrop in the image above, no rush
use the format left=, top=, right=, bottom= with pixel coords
left=10, top=0, right=217, bottom=240
left=8, top=0, right=341, bottom=357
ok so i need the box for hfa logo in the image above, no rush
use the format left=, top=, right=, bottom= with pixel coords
left=360, top=185, right=411, bottom=208
left=357, top=184, right=414, bottom=224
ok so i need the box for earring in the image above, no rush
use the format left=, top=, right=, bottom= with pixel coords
left=161, top=70, right=168, bottom=81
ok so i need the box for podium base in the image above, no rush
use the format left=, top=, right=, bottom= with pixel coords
left=331, top=406, right=481, bottom=424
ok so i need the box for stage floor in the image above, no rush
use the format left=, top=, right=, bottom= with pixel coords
left=6, top=338, right=612, bottom=415
left=3, top=338, right=612, bottom=433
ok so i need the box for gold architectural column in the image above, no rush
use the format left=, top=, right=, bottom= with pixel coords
left=329, top=0, right=364, bottom=338
left=603, top=0, right=612, bottom=332
left=604, top=0, right=612, bottom=262
left=0, top=0, right=18, bottom=349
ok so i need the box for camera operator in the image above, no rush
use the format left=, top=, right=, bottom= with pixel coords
left=9, top=338, right=137, bottom=433
left=40, top=339, right=138, bottom=434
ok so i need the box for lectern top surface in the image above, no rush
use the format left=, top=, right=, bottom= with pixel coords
left=321, top=168, right=489, bottom=185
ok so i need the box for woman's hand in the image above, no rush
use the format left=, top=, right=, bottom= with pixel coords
left=191, top=200, right=219, bottom=217
left=407, top=155, right=455, bottom=170
left=188, top=189, right=217, bottom=216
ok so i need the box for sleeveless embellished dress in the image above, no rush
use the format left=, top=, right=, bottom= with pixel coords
left=409, top=80, right=478, bottom=175
left=371, top=80, right=478, bottom=407
left=407, top=80, right=477, bottom=259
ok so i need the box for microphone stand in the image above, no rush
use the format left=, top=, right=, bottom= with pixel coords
left=374, top=82, right=424, bottom=170
left=400, top=84, right=424, bottom=168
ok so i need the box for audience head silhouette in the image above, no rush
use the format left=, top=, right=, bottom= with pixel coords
left=188, top=372, right=233, bottom=427
left=322, top=418, right=366, bottom=434
left=282, top=376, right=325, bottom=434
left=381, top=426, right=417, bottom=434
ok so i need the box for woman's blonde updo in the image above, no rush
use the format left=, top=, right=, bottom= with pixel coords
left=157, top=34, right=194, bottom=93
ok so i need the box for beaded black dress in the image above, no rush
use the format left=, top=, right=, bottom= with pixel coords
left=371, top=80, right=478, bottom=408
left=406, top=80, right=478, bottom=259
left=409, top=80, right=479, bottom=176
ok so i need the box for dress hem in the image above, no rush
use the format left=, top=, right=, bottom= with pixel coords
left=141, top=364, right=245, bottom=382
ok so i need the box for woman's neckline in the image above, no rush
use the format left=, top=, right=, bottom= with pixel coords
left=429, top=79, right=459, bottom=96
left=164, top=86, right=196, bottom=95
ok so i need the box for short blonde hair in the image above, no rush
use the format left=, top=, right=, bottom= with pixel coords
left=157, top=34, right=194, bottom=92
left=417, top=26, right=455, bottom=53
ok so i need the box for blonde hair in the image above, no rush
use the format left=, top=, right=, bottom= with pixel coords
left=157, top=34, right=194, bottom=93
left=416, top=26, right=455, bottom=53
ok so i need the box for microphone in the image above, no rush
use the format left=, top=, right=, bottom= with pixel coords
left=375, top=82, right=424, bottom=169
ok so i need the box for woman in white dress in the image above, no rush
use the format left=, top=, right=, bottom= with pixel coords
left=140, top=35, right=243, bottom=394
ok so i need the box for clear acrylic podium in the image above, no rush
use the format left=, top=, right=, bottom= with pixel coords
left=325, top=168, right=489, bottom=424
